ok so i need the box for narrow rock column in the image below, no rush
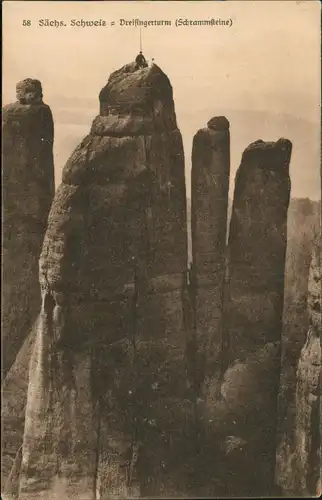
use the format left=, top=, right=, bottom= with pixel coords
left=191, top=116, right=230, bottom=396
left=2, top=78, right=55, bottom=378
left=223, top=138, right=292, bottom=495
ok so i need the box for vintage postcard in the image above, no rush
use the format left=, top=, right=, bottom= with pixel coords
left=2, top=1, right=321, bottom=499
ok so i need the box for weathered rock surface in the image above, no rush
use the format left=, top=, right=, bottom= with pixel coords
left=1, top=329, right=36, bottom=496
left=277, top=236, right=321, bottom=496
left=2, top=78, right=55, bottom=378
left=191, top=116, right=230, bottom=395
left=220, top=138, right=292, bottom=495
left=295, top=236, right=321, bottom=495
left=19, top=63, right=190, bottom=500
left=276, top=199, right=320, bottom=495
left=5, top=72, right=305, bottom=499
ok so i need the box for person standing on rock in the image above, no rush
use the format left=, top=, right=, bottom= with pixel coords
left=135, top=51, right=148, bottom=69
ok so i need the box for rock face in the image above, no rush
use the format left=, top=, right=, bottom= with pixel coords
left=191, top=116, right=230, bottom=395
left=19, top=63, right=190, bottom=500
left=294, top=237, right=321, bottom=495
left=2, top=78, right=55, bottom=378
left=1, top=329, right=36, bottom=496
left=275, top=199, right=320, bottom=493
left=222, top=139, right=292, bottom=495
left=276, top=235, right=321, bottom=496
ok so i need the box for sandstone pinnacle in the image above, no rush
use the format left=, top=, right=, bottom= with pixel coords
left=16, top=78, right=43, bottom=105
left=19, top=62, right=189, bottom=500
left=2, top=79, right=55, bottom=494
left=223, top=138, right=292, bottom=495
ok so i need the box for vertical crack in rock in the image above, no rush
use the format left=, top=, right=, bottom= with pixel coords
left=1, top=79, right=55, bottom=495
left=221, top=138, right=292, bottom=496
left=19, top=62, right=189, bottom=500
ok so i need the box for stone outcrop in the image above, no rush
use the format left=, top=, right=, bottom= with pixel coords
left=1, top=329, right=36, bottom=496
left=19, top=62, right=190, bottom=500
left=276, top=236, right=321, bottom=496
left=294, top=236, right=321, bottom=496
left=220, top=139, right=292, bottom=495
left=4, top=71, right=306, bottom=499
left=183, top=135, right=292, bottom=497
left=2, top=78, right=55, bottom=378
left=275, top=199, right=320, bottom=494
left=191, top=116, right=230, bottom=396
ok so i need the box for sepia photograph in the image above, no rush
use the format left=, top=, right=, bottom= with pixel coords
left=1, top=1, right=321, bottom=499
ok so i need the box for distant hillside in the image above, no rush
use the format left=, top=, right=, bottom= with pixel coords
left=49, top=101, right=320, bottom=202
left=180, top=108, right=320, bottom=200
left=186, top=197, right=320, bottom=283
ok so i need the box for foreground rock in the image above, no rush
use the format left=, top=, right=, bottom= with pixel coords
left=2, top=78, right=55, bottom=378
left=221, top=139, right=292, bottom=496
left=277, top=236, right=321, bottom=496
left=276, top=199, right=320, bottom=495
left=294, top=236, right=321, bottom=495
left=19, top=62, right=190, bottom=499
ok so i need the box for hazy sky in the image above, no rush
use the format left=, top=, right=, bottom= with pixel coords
left=3, top=1, right=321, bottom=199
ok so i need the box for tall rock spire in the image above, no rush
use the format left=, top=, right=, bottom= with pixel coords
left=2, top=78, right=55, bottom=378
left=19, top=62, right=190, bottom=499
left=223, top=138, right=292, bottom=495
left=191, top=116, right=230, bottom=397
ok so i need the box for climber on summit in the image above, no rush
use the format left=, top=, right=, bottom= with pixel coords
left=135, top=51, right=148, bottom=69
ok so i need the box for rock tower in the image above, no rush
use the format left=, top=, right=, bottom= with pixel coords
left=19, top=62, right=190, bottom=500
left=223, top=138, right=292, bottom=495
left=191, top=116, right=230, bottom=398
left=2, top=78, right=55, bottom=378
